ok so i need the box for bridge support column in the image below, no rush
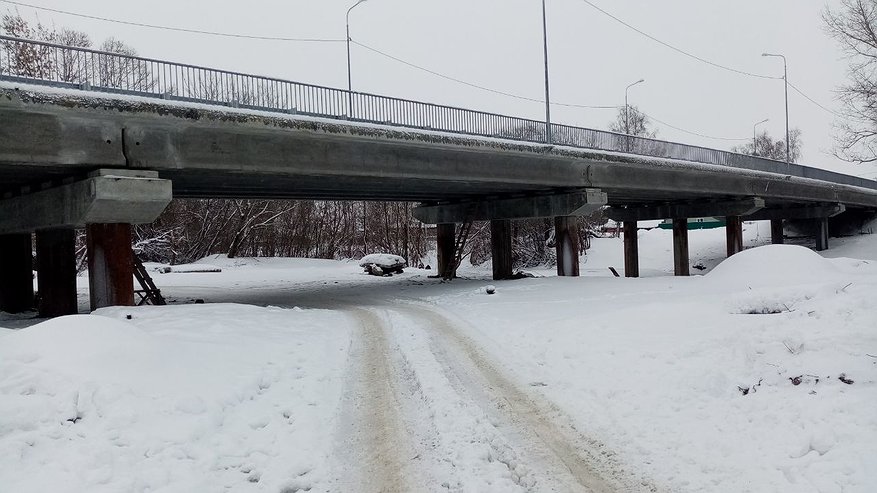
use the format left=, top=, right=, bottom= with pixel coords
left=87, top=223, right=134, bottom=310
left=490, top=219, right=513, bottom=280
left=815, top=217, right=830, bottom=251
left=36, top=229, right=78, bottom=317
left=436, top=223, right=456, bottom=279
left=673, top=218, right=690, bottom=277
left=623, top=221, right=639, bottom=278
left=726, top=216, right=743, bottom=257
left=770, top=219, right=784, bottom=245
left=0, top=233, right=34, bottom=313
left=554, top=216, right=580, bottom=277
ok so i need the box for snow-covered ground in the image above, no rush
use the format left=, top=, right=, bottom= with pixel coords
left=1, top=222, right=875, bottom=492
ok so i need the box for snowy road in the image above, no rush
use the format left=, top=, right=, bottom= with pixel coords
left=323, top=302, right=650, bottom=493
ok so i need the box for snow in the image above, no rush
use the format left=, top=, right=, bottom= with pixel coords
left=1, top=224, right=876, bottom=491
left=0, top=305, right=351, bottom=492
left=358, top=253, right=407, bottom=269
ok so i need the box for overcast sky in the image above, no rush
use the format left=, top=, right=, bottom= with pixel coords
left=5, top=0, right=876, bottom=178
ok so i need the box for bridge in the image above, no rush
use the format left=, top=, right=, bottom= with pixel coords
left=1, top=35, right=875, bottom=316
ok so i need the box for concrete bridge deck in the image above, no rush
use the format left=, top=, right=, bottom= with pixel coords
left=1, top=83, right=876, bottom=317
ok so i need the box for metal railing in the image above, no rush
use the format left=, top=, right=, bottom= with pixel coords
left=1, top=34, right=875, bottom=192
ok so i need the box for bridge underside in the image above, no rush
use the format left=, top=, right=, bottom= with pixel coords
left=1, top=87, right=876, bottom=315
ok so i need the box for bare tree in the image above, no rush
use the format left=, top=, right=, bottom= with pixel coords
left=97, top=37, right=155, bottom=91
left=824, top=0, right=877, bottom=162
left=731, top=129, right=803, bottom=162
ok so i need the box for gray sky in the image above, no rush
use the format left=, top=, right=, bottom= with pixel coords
left=6, top=0, right=875, bottom=178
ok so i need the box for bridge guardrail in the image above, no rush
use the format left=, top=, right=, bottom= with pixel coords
left=1, top=34, right=875, bottom=192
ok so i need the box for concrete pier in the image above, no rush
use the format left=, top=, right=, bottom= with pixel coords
left=490, top=219, right=513, bottom=281
left=35, top=229, right=77, bottom=317
left=815, top=217, right=830, bottom=251
left=554, top=216, right=580, bottom=277
left=623, top=221, right=639, bottom=278
left=86, top=223, right=134, bottom=310
left=726, top=216, right=743, bottom=257
left=436, top=223, right=456, bottom=279
left=0, top=233, right=34, bottom=313
left=770, top=219, right=784, bottom=245
left=673, top=218, right=690, bottom=277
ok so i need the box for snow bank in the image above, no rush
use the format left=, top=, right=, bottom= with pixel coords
left=707, top=245, right=842, bottom=287
left=0, top=305, right=352, bottom=492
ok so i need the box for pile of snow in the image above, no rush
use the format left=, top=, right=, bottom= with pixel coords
left=0, top=306, right=352, bottom=492
left=359, top=254, right=407, bottom=276
left=359, top=254, right=407, bottom=269
left=707, top=244, right=843, bottom=288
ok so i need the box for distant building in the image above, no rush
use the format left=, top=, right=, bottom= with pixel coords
left=657, top=217, right=726, bottom=230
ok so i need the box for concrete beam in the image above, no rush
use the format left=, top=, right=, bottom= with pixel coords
left=35, top=229, right=78, bottom=317
left=607, top=198, right=765, bottom=223
left=413, top=190, right=607, bottom=224
left=555, top=216, right=581, bottom=277
left=0, top=170, right=172, bottom=234
left=745, top=203, right=846, bottom=221
left=490, top=220, right=513, bottom=281
left=0, top=234, right=34, bottom=313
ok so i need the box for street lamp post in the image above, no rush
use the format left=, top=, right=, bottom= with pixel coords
left=625, top=78, right=645, bottom=152
left=346, top=0, right=368, bottom=93
left=762, top=53, right=790, bottom=163
left=541, top=0, right=552, bottom=144
left=753, top=118, right=769, bottom=156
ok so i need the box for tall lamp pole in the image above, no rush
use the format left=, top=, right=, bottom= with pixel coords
left=762, top=53, right=790, bottom=163
left=541, top=0, right=552, bottom=144
left=346, top=0, right=368, bottom=92
left=625, top=78, right=645, bottom=152
left=752, top=118, right=769, bottom=156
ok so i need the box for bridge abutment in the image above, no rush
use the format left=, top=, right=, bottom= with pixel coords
left=490, top=220, right=513, bottom=280
left=554, top=216, right=580, bottom=277
left=35, top=229, right=78, bottom=317
left=726, top=216, right=743, bottom=257
left=87, top=223, right=135, bottom=310
left=673, top=218, right=690, bottom=277
left=0, top=233, right=34, bottom=313
left=623, top=221, right=639, bottom=278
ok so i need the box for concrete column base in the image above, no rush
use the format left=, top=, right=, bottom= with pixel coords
left=490, top=219, right=513, bottom=281
left=86, top=223, right=134, bottom=310
left=0, top=233, right=34, bottom=313
left=673, top=218, right=690, bottom=277
left=623, top=221, right=639, bottom=278
left=436, top=223, right=456, bottom=279
left=554, top=216, right=580, bottom=277
left=726, top=216, right=743, bottom=257
left=36, top=229, right=78, bottom=317
left=770, top=219, right=784, bottom=245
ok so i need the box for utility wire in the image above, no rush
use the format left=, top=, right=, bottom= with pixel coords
left=353, top=39, right=620, bottom=109
left=578, top=0, right=781, bottom=81
left=355, top=39, right=752, bottom=141
left=641, top=111, right=750, bottom=142
left=0, top=0, right=345, bottom=43
left=788, top=81, right=842, bottom=117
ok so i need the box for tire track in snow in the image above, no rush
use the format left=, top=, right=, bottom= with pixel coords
left=393, top=304, right=655, bottom=493
left=330, top=308, right=413, bottom=493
